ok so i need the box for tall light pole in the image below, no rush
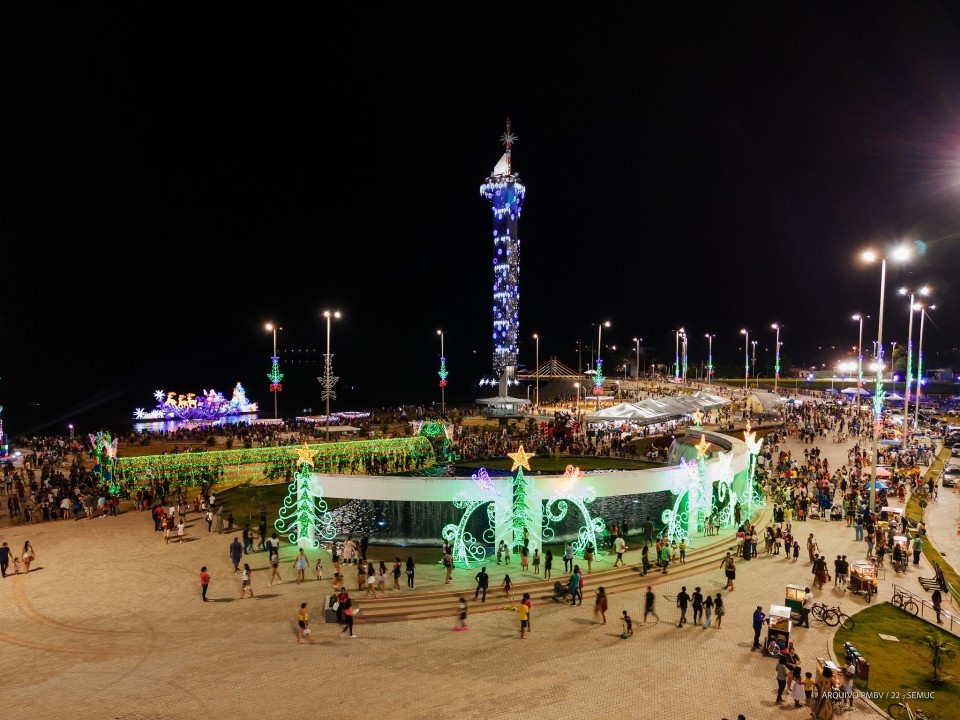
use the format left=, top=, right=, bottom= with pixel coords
left=681, top=330, right=689, bottom=385
left=533, top=333, right=540, bottom=408
left=852, top=314, right=867, bottom=417
left=574, top=382, right=580, bottom=412
left=595, top=321, right=610, bottom=410
left=740, top=329, right=750, bottom=393
left=633, top=337, right=641, bottom=397
left=320, top=310, right=341, bottom=441
left=914, top=304, right=935, bottom=430
left=705, top=333, right=714, bottom=385
left=265, top=322, right=282, bottom=420
left=899, top=286, right=928, bottom=430
left=771, top=323, right=781, bottom=394
left=597, top=321, right=610, bottom=366
left=751, top=340, right=758, bottom=388
left=437, top=329, right=447, bottom=416
left=674, top=328, right=682, bottom=382
left=862, top=246, right=911, bottom=512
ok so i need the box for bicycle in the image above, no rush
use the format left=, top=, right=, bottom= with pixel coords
left=891, top=588, right=921, bottom=615
left=888, top=700, right=933, bottom=719
left=822, top=605, right=855, bottom=629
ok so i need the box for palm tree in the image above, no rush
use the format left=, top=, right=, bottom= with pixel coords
left=921, top=630, right=956, bottom=684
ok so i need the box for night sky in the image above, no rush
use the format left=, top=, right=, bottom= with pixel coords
left=5, top=5, right=960, bottom=436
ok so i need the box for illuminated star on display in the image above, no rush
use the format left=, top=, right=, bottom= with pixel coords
left=500, top=130, right=518, bottom=148
left=295, top=443, right=315, bottom=467
left=696, top=434, right=711, bottom=459
left=508, top=444, right=535, bottom=472
left=692, top=410, right=705, bottom=427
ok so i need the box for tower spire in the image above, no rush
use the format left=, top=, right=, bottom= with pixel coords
left=500, top=116, right=517, bottom=176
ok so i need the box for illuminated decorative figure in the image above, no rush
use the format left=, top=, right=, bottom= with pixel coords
left=742, top=421, right=766, bottom=519
left=274, top=444, right=337, bottom=549
left=88, top=430, right=119, bottom=495
left=480, top=117, right=525, bottom=382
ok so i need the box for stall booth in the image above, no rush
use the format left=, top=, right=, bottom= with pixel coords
left=880, top=506, right=905, bottom=530
left=849, top=560, right=877, bottom=601
left=892, top=535, right=909, bottom=572
left=784, top=584, right=806, bottom=622
left=766, top=604, right=792, bottom=656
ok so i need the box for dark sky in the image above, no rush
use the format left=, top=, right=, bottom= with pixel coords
left=5, top=5, right=960, bottom=436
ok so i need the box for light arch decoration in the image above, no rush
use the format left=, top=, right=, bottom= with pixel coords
left=542, top=465, right=606, bottom=557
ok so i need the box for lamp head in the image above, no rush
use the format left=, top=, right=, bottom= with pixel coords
left=892, top=245, right=911, bottom=262
left=603, top=321, right=611, bottom=328
left=920, top=286, right=930, bottom=296
left=740, top=329, right=747, bottom=335
left=861, top=250, right=877, bottom=263
left=851, top=314, right=861, bottom=321
left=771, top=323, right=779, bottom=330
left=533, top=333, right=538, bottom=340
left=323, top=310, right=341, bottom=319
left=265, top=323, right=274, bottom=332
left=437, top=329, right=443, bottom=336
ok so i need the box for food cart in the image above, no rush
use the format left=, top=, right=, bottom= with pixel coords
left=766, top=604, right=792, bottom=656
left=784, top=584, right=806, bottom=622
left=880, top=506, right=904, bottom=526
left=849, top=560, right=877, bottom=601
left=892, top=535, right=909, bottom=572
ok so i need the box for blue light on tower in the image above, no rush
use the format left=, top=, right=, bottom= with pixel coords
left=480, top=117, right=526, bottom=381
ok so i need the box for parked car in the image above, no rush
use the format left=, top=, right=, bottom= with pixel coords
left=942, top=465, right=960, bottom=488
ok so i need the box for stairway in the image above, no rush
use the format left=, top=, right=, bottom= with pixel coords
left=355, top=509, right=770, bottom=623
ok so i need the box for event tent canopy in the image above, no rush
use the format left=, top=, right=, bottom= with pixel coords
left=745, top=391, right=785, bottom=416
left=841, top=387, right=871, bottom=396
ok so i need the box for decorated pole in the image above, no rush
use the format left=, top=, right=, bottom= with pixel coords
left=507, top=445, right=541, bottom=553
left=265, top=323, right=283, bottom=420
left=742, top=420, right=765, bottom=521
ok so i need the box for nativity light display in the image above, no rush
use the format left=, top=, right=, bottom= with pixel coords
left=133, top=383, right=258, bottom=421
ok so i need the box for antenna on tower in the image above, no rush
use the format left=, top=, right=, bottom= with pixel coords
left=500, top=117, right=517, bottom=176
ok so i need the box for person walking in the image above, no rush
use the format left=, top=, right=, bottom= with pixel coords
left=620, top=610, right=634, bottom=638
left=676, top=586, right=690, bottom=627
left=229, top=537, right=242, bottom=573
left=443, top=548, right=453, bottom=584
left=703, top=592, right=713, bottom=628
left=563, top=542, right=574, bottom=572
left=405, top=556, right=415, bottom=588
left=294, top=549, right=308, bottom=584
left=522, top=592, right=533, bottom=633
left=19, top=541, right=34, bottom=574
left=569, top=565, right=583, bottom=606
left=721, top=552, right=736, bottom=590
left=751, top=605, right=766, bottom=649
left=297, top=602, right=313, bottom=644
left=377, top=560, right=388, bottom=593
left=594, top=586, right=608, bottom=624
left=214, top=506, right=224, bottom=534
left=240, top=563, right=254, bottom=598
left=912, top=534, right=923, bottom=565
left=532, top=548, right=541, bottom=575
left=365, top=562, right=379, bottom=598
left=200, top=566, right=211, bottom=601
left=932, top=588, right=943, bottom=624
left=775, top=655, right=790, bottom=705
left=691, top=587, right=704, bottom=626
left=392, top=557, right=402, bottom=590
left=512, top=597, right=530, bottom=639
left=0, top=542, right=9, bottom=578
left=455, top=597, right=468, bottom=630
left=501, top=573, right=513, bottom=599
left=613, top=535, right=627, bottom=567
left=659, top=540, right=670, bottom=574
left=543, top=549, right=553, bottom=580
left=641, top=544, right=650, bottom=576
left=714, top=592, right=725, bottom=629
left=340, top=595, right=358, bottom=637
left=643, top=586, right=660, bottom=623
left=315, top=556, right=324, bottom=581
left=474, top=566, right=490, bottom=603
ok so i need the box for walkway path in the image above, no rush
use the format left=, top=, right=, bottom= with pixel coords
left=1, top=425, right=943, bottom=720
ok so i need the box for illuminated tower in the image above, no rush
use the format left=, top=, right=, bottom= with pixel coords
left=480, top=117, right=526, bottom=381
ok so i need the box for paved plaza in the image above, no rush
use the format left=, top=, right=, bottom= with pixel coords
left=0, top=427, right=945, bottom=720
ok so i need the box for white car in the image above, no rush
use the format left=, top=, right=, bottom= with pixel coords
left=942, top=465, right=960, bottom=488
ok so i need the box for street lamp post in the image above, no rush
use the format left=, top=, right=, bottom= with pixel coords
left=574, top=382, right=580, bottom=412
left=914, top=304, right=934, bottom=430
left=740, top=329, right=750, bottom=393
left=852, top=314, right=866, bottom=418
left=705, top=333, right=714, bottom=385
left=533, top=333, right=540, bottom=408
left=681, top=331, right=688, bottom=385
left=633, top=337, right=641, bottom=395
left=595, top=321, right=610, bottom=410
left=265, top=322, right=281, bottom=420
left=899, top=286, right=928, bottom=430
left=674, top=329, right=682, bottom=382
left=751, top=340, right=757, bottom=388
left=437, top=329, right=446, bottom=416
left=862, top=246, right=911, bottom=512
left=320, top=310, right=341, bottom=441
left=771, top=323, right=781, bottom=394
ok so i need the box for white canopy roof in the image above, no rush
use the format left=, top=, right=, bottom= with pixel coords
left=746, top=391, right=785, bottom=415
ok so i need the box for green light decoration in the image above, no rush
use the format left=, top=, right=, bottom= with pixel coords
left=541, top=465, right=605, bottom=558
left=662, top=435, right=737, bottom=544
left=442, top=467, right=504, bottom=568
left=115, top=437, right=435, bottom=488
left=274, top=444, right=337, bottom=549
left=593, top=358, right=605, bottom=395
left=508, top=445, right=541, bottom=551
left=267, top=354, right=284, bottom=393
left=416, top=419, right=459, bottom=463
left=742, top=421, right=766, bottom=520
left=88, top=430, right=120, bottom=495
left=662, top=458, right=701, bottom=545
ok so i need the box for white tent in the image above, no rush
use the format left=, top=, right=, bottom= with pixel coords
left=840, top=387, right=871, bottom=396
left=584, top=402, right=666, bottom=424
left=746, top=391, right=785, bottom=416
left=886, top=392, right=905, bottom=400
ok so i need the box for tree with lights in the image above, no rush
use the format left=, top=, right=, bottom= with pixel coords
left=267, top=355, right=284, bottom=394
left=274, top=444, right=337, bottom=549
left=508, top=445, right=539, bottom=551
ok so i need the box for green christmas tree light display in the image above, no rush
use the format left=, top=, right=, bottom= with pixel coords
left=274, top=444, right=337, bottom=549
left=508, top=445, right=539, bottom=551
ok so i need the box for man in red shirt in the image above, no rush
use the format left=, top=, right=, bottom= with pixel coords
left=200, top=566, right=211, bottom=601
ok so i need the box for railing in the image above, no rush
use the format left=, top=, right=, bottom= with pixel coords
left=891, top=583, right=959, bottom=634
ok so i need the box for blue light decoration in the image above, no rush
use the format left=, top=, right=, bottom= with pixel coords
left=134, top=384, right=258, bottom=421
left=442, top=467, right=503, bottom=568
left=542, top=464, right=606, bottom=558
left=480, top=118, right=525, bottom=381
left=274, top=444, right=337, bottom=549
left=267, top=355, right=284, bottom=394
left=438, top=354, right=448, bottom=387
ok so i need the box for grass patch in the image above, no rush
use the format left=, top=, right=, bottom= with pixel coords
left=833, top=602, right=960, bottom=719
left=905, top=447, right=960, bottom=604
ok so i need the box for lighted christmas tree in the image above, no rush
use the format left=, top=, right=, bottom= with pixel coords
left=508, top=445, right=538, bottom=551
left=593, top=358, right=605, bottom=396
left=274, top=444, right=337, bottom=549
left=88, top=430, right=119, bottom=495
left=267, top=355, right=284, bottom=394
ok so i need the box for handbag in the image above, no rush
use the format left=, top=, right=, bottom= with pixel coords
left=333, top=601, right=341, bottom=610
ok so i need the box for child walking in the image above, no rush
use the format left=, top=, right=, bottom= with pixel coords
left=532, top=549, right=541, bottom=574
left=455, top=597, right=468, bottom=630
left=501, top=574, right=513, bottom=599
left=620, top=610, right=633, bottom=638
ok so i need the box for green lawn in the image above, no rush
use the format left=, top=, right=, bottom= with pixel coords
left=833, top=603, right=960, bottom=719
